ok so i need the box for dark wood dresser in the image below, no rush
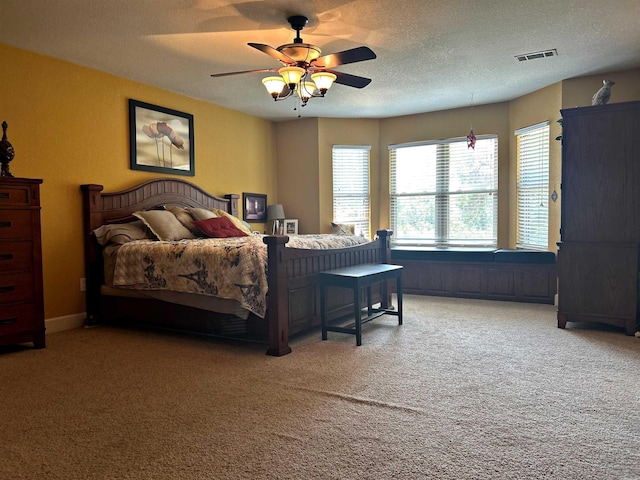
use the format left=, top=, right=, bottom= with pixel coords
left=0, top=177, right=45, bottom=348
left=557, top=100, right=640, bottom=335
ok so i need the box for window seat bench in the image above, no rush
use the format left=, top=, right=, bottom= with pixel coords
left=390, top=248, right=557, bottom=304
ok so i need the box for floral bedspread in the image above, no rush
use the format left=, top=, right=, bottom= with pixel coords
left=112, top=234, right=371, bottom=318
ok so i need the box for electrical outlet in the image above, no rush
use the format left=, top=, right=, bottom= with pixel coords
left=80, top=278, right=86, bottom=291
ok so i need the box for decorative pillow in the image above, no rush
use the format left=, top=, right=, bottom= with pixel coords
left=165, top=205, right=202, bottom=236
left=331, top=222, right=355, bottom=235
left=212, top=208, right=253, bottom=235
left=186, top=207, right=218, bottom=222
left=192, top=216, right=249, bottom=238
left=92, top=220, right=150, bottom=246
left=133, top=210, right=195, bottom=241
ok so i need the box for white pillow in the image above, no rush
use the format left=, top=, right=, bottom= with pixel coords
left=133, top=210, right=195, bottom=241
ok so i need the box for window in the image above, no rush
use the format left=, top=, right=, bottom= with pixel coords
left=332, top=145, right=370, bottom=238
left=389, top=136, right=498, bottom=247
left=515, top=122, right=549, bottom=250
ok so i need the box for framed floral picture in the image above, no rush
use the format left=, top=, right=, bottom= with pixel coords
left=129, top=99, right=195, bottom=176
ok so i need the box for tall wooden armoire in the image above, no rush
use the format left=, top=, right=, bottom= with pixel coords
left=557, top=100, right=640, bottom=335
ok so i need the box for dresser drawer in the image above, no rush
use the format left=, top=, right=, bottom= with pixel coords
left=0, top=241, right=33, bottom=272
left=0, top=303, right=36, bottom=336
left=0, top=184, right=30, bottom=206
left=0, top=210, right=32, bottom=239
left=0, top=271, right=34, bottom=304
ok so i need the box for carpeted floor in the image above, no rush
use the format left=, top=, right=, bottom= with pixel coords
left=1, top=295, right=639, bottom=479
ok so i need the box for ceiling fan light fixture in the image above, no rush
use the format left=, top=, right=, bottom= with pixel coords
left=278, top=66, right=305, bottom=87
left=261, top=76, right=286, bottom=99
left=310, top=72, right=337, bottom=94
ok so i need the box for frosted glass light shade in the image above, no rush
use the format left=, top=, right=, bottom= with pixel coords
left=296, top=81, right=317, bottom=100
left=262, top=77, right=286, bottom=98
left=278, top=66, right=305, bottom=85
left=311, top=72, right=337, bottom=92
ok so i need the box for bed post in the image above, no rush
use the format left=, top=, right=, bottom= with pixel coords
left=376, top=229, right=394, bottom=309
left=80, top=184, right=105, bottom=326
left=263, top=235, right=292, bottom=356
left=224, top=194, right=239, bottom=217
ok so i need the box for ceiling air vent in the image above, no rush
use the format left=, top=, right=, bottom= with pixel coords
left=515, top=49, right=558, bottom=62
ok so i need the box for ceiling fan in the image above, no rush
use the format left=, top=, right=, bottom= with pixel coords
left=210, top=15, right=376, bottom=107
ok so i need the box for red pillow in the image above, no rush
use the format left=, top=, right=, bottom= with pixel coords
left=192, top=216, right=249, bottom=238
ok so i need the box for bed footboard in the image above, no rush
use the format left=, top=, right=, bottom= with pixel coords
left=263, top=230, right=392, bottom=356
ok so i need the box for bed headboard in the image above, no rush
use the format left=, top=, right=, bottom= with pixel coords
left=80, top=178, right=239, bottom=324
left=81, top=178, right=238, bottom=232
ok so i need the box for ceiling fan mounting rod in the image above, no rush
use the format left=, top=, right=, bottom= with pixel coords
left=287, top=15, right=308, bottom=44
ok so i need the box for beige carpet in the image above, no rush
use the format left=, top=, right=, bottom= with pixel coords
left=1, top=295, right=639, bottom=480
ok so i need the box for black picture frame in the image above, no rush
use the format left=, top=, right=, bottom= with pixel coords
left=129, top=99, right=195, bottom=176
left=243, top=193, right=267, bottom=222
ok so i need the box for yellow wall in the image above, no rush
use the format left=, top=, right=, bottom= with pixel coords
left=0, top=43, right=276, bottom=320
left=2, top=39, right=639, bottom=325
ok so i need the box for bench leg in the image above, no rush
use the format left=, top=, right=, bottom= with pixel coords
left=354, top=286, right=362, bottom=346
left=396, top=274, right=403, bottom=325
left=321, top=284, right=327, bottom=341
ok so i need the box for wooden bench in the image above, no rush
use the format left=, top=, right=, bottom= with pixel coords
left=318, top=264, right=403, bottom=345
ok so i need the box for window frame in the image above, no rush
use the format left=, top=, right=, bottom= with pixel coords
left=515, top=122, right=550, bottom=251
left=332, top=145, right=371, bottom=238
left=389, top=135, right=498, bottom=248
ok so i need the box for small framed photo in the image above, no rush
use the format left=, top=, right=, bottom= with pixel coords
left=243, top=193, right=267, bottom=222
left=284, top=219, right=299, bottom=235
left=129, top=99, right=195, bottom=176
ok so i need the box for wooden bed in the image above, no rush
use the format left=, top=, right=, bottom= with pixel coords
left=81, top=178, right=393, bottom=356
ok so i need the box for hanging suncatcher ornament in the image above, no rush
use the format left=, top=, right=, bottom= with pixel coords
left=466, top=129, right=476, bottom=150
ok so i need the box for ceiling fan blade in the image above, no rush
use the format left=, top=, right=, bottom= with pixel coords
left=248, top=43, right=295, bottom=64
left=210, top=68, right=277, bottom=78
left=328, top=70, right=372, bottom=89
left=313, top=46, right=376, bottom=69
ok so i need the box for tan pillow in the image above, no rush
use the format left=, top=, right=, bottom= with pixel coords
left=165, top=205, right=202, bottom=236
left=186, top=207, right=218, bottom=222
left=133, top=210, right=195, bottom=241
left=92, top=220, right=150, bottom=246
left=331, top=222, right=355, bottom=235
left=212, top=208, right=253, bottom=235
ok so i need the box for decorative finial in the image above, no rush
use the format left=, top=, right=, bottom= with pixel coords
left=0, top=121, right=15, bottom=177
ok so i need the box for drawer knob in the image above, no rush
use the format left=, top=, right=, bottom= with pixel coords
left=0, top=193, right=9, bottom=199
left=0, top=285, right=15, bottom=293
left=0, top=254, right=12, bottom=260
left=0, top=317, right=17, bottom=325
left=0, top=221, right=12, bottom=228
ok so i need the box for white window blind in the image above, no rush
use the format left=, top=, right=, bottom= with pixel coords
left=515, top=122, right=549, bottom=250
left=389, top=136, right=498, bottom=247
left=332, top=145, right=370, bottom=238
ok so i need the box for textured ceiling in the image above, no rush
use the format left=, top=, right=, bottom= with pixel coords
left=2, top=0, right=640, bottom=121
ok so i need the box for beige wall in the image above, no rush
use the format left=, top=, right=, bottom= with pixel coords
left=275, top=67, right=640, bottom=250
left=378, top=103, right=511, bottom=246
left=274, top=118, right=319, bottom=233
left=318, top=118, right=380, bottom=234
left=509, top=83, right=563, bottom=251
left=0, top=43, right=276, bottom=320
left=561, top=67, right=640, bottom=109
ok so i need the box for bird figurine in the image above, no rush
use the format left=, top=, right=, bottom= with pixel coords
left=591, top=80, right=615, bottom=106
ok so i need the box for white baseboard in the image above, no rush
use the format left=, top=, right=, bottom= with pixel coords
left=45, top=313, right=86, bottom=334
